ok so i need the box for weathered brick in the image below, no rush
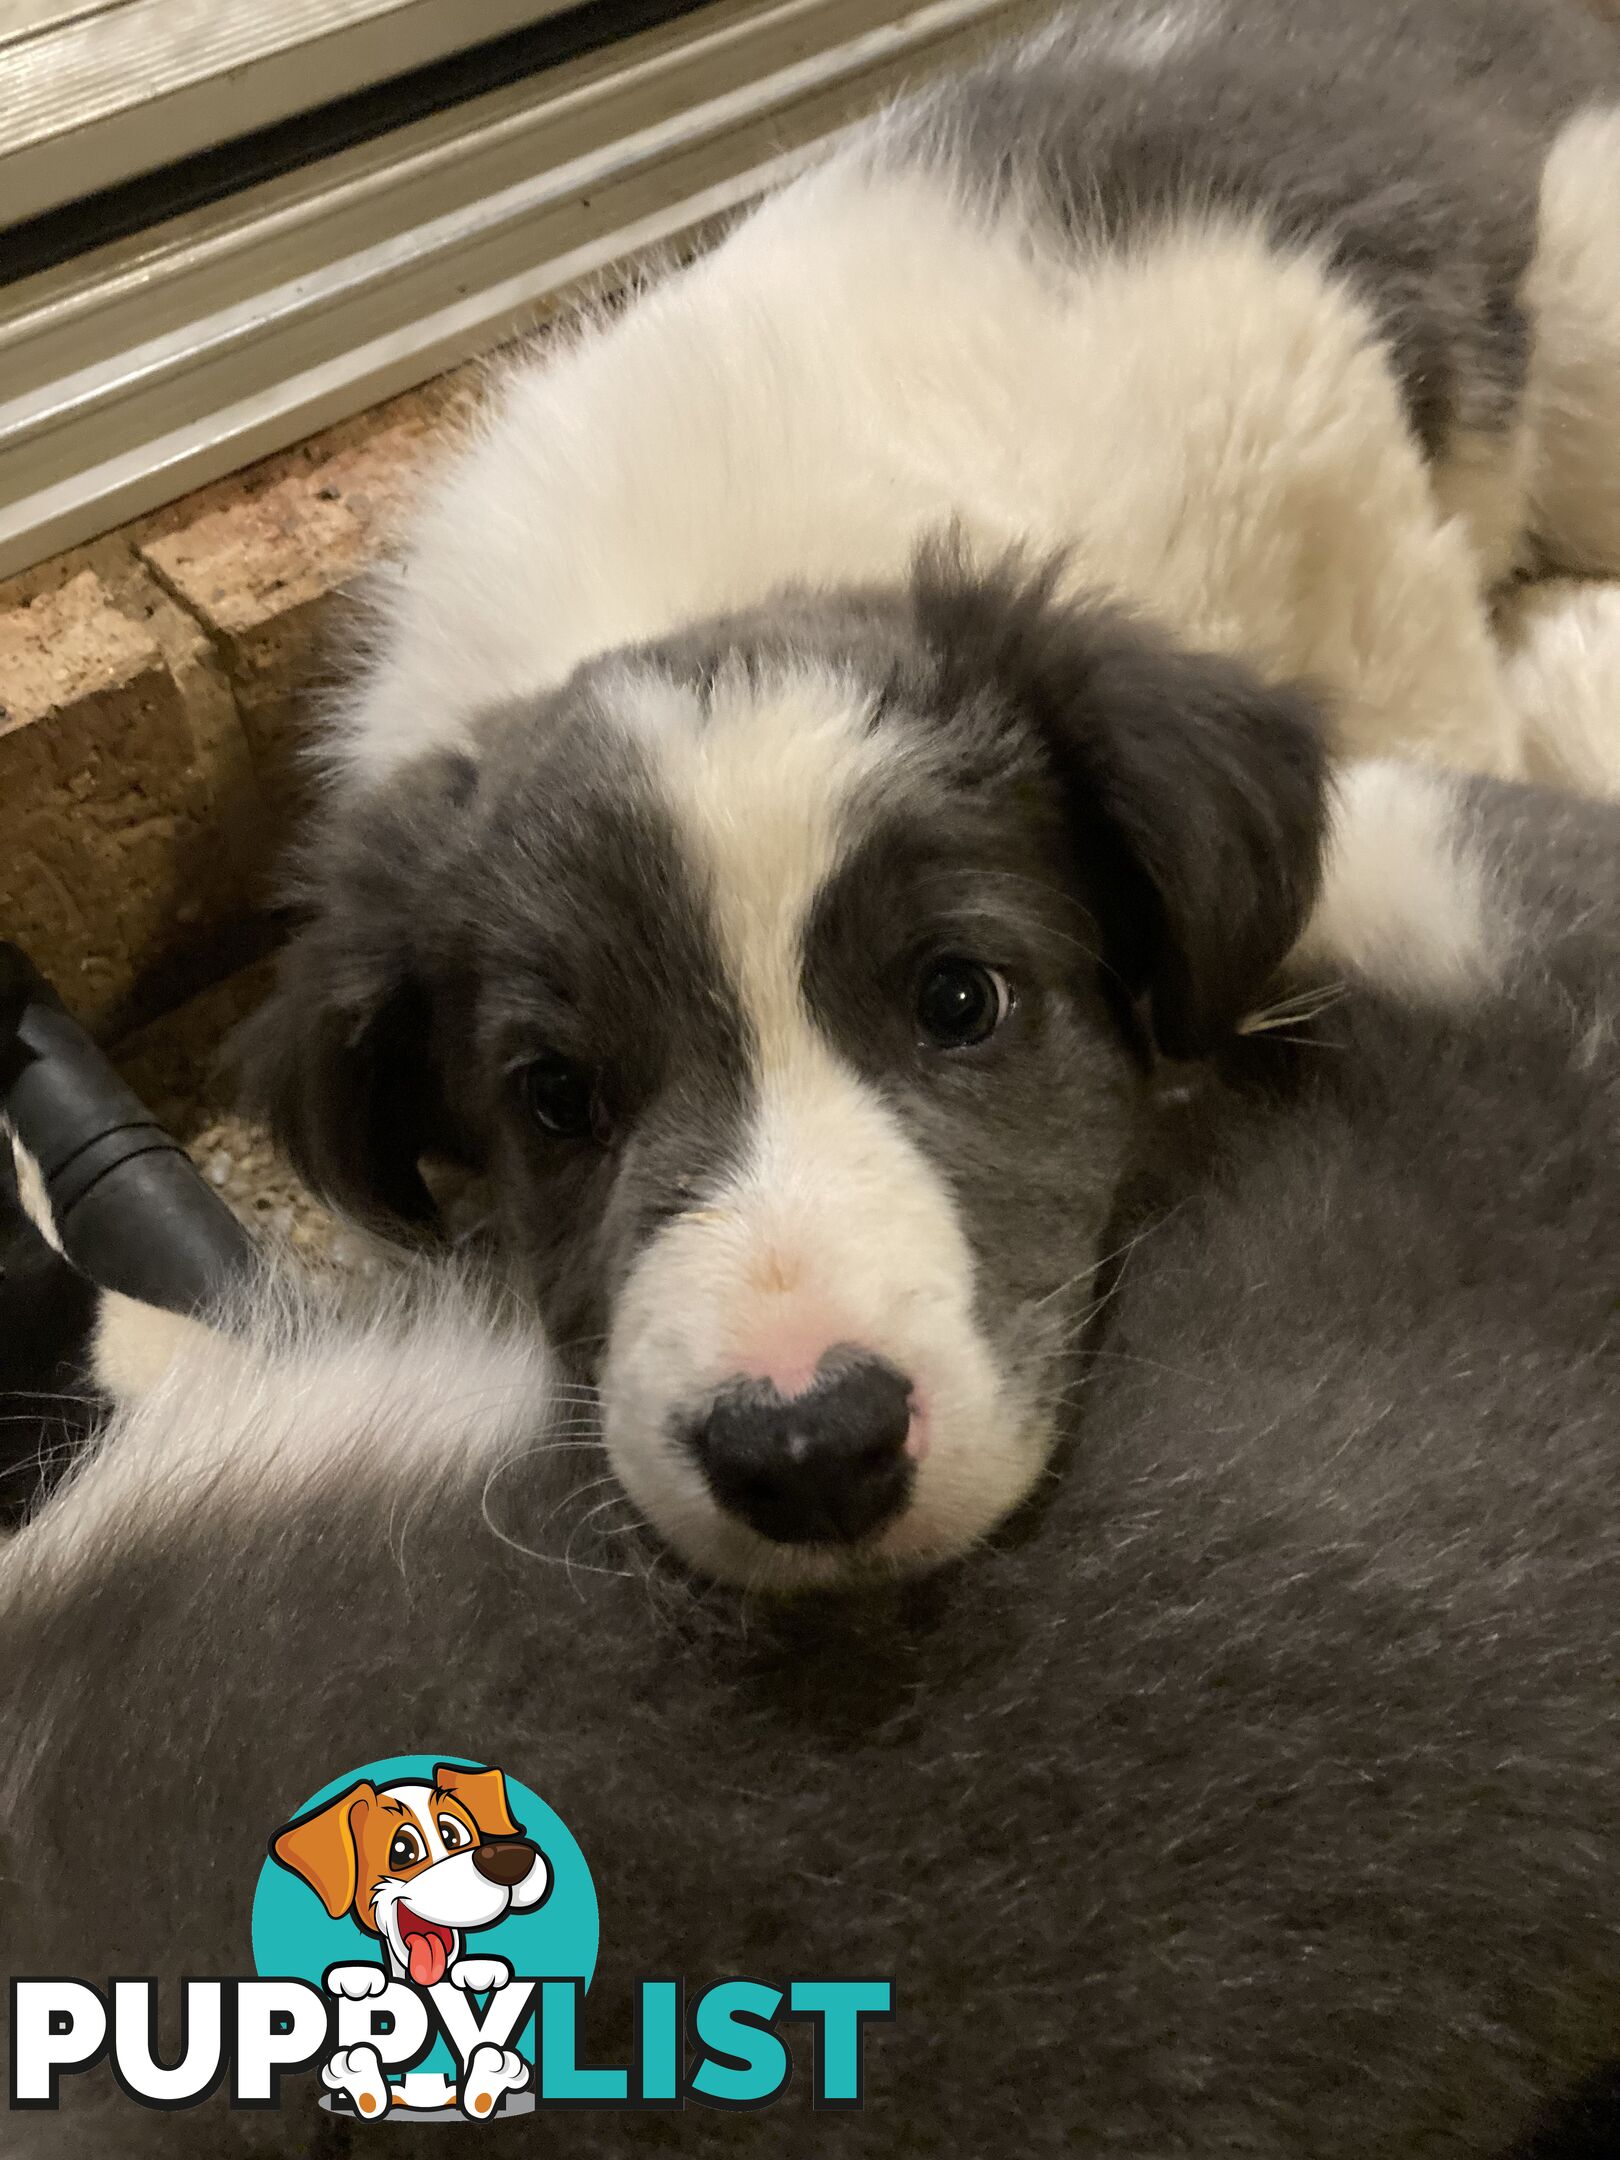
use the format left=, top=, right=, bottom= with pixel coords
left=0, top=373, right=485, bottom=1035
left=135, top=379, right=475, bottom=808
left=0, top=564, right=263, bottom=1034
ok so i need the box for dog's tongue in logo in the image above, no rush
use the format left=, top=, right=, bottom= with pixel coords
left=399, top=1909, right=454, bottom=1987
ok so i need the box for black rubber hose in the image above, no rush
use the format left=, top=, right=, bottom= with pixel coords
left=0, top=942, right=258, bottom=1313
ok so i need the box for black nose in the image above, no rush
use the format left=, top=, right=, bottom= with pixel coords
left=688, top=1349, right=915, bottom=1545
left=471, top=1839, right=538, bottom=1886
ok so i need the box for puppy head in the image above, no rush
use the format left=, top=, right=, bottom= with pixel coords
left=271, top=1764, right=550, bottom=1983
left=246, top=552, right=1325, bottom=1587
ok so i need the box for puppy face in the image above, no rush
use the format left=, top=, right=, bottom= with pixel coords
left=271, top=1763, right=551, bottom=1985
left=246, top=557, right=1325, bottom=1586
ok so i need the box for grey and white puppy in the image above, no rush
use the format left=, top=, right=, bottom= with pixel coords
left=3, top=768, right=1616, bottom=2157
left=249, top=561, right=1329, bottom=1587
left=242, top=0, right=1620, bottom=1587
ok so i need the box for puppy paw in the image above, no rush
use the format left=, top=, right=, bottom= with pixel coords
left=322, top=2043, right=391, bottom=2119
left=324, top=1962, right=390, bottom=2000
left=459, top=2043, right=527, bottom=2118
left=447, top=1955, right=511, bottom=1994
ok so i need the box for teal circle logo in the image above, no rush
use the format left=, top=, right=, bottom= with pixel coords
left=251, top=1754, right=596, bottom=2115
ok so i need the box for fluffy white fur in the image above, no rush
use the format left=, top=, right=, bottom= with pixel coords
left=1290, top=759, right=1510, bottom=1000
left=91, top=1291, right=221, bottom=1404
left=1525, top=105, right=1620, bottom=578
left=1, top=1272, right=556, bottom=1601
left=1431, top=420, right=1535, bottom=588
left=333, top=159, right=1521, bottom=794
left=1501, top=575, right=1620, bottom=798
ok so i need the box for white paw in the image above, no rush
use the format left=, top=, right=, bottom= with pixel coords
left=460, top=2043, right=527, bottom=2119
left=323, top=2043, right=391, bottom=2120
left=448, top=1955, right=511, bottom=1994
left=325, top=1962, right=389, bottom=2000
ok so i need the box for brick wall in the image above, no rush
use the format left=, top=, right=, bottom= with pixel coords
left=0, top=371, right=478, bottom=1047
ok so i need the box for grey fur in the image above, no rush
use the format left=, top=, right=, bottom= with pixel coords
left=61, top=10, right=1613, bottom=2139
left=241, top=555, right=1327, bottom=1429
left=890, top=0, right=1620, bottom=458
left=3, top=772, right=1617, bottom=2156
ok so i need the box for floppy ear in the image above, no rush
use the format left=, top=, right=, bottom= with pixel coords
left=271, top=1781, right=376, bottom=1919
left=234, top=931, right=446, bottom=1230
left=233, top=750, right=478, bottom=1231
left=434, top=1763, right=522, bottom=1842
left=913, top=552, right=1329, bottom=1057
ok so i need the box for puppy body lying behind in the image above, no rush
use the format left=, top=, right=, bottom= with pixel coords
left=246, top=0, right=1620, bottom=1589
left=3, top=767, right=1616, bottom=2156
left=335, top=0, right=1620, bottom=796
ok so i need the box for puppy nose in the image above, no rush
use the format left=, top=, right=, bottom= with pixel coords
left=690, top=1349, right=915, bottom=1544
left=472, top=1840, right=537, bottom=1885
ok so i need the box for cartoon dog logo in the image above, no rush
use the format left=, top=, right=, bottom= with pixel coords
left=271, top=1762, right=551, bottom=2119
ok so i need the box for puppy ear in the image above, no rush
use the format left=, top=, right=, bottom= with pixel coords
left=434, top=1763, right=522, bottom=1842
left=271, top=1781, right=376, bottom=1920
left=913, top=552, right=1329, bottom=1058
left=234, top=931, right=444, bottom=1231
left=234, top=751, right=478, bottom=1231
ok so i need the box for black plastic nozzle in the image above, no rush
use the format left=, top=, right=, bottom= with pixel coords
left=0, top=942, right=257, bottom=1314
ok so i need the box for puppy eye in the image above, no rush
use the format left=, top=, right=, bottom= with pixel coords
left=915, top=958, right=1013, bottom=1049
left=388, top=1828, right=424, bottom=1871
left=437, top=1816, right=469, bottom=1850
left=522, top=1053, right=610, bottom=1142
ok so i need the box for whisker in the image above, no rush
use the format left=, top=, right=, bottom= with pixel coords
left=476, top=1460, right=639, bottom=1585
left=1236, top=980, right=1348, bottom=1035
left=1024, top=1202, right=1187, bottom=1320
left=562, top=1490, right=642, bottom=1568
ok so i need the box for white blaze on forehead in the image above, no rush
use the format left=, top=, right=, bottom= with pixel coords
left=600, top=660, right=1042, bottom=1587
left=611, top=654, right=955, bottom=1367
left=613, top=659, right=898, bottom=1060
